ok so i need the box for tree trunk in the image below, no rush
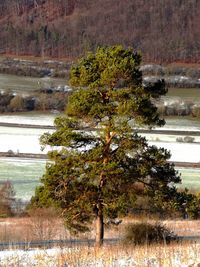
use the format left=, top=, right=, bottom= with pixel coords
left=95, top=211, right=104, bottom=247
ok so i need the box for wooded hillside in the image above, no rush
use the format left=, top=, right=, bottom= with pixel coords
left=0, top=0, right=199, bottom=63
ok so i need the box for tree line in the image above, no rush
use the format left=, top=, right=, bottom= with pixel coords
left=0, top=0, right=199, bottom=63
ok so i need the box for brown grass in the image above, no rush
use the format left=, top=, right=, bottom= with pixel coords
left=0, top=217, right=69, bottom=243
left=0, top=215, right=200, bottom=243
left=58, top=242, right=200, bottom=267
left=0, top=216, right=200, bottom=266
left=0, top=242, right=199, bottom=266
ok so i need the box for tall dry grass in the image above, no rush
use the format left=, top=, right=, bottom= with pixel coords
left=59, top=242, right=200, bottom=267
left=0, top=215, right=200, bottom=266
left=0, top=215, right=200, bottom=243
left=0, top=242, right=199, bottom=266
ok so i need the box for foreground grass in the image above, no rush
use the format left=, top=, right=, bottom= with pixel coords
left=0, top=217, right=200, bottom=266
left=60, top=242, right=200, bottom=267
left=0, top=242, right=199, bottom=266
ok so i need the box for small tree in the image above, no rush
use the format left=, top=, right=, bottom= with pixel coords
left=31, top=46, right=181, bottom=246
left=0, top=181, right=15, bottom=217
left=9, top=95, right=25, bottom=111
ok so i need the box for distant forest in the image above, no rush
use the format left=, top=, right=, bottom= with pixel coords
left=0, top=0, right=199, bottom=63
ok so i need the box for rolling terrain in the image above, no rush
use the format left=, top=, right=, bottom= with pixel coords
left=0, top=0, right=199, bottom=62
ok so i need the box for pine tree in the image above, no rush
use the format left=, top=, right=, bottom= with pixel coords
left=31, top=45, right=181, bottom=246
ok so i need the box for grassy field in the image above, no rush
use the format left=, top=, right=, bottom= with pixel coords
left=0, top=73, right=67, bottom=93
left=0, top=216, right=200, bottom=242
left=0, top=242, right=197, bottom=266
left=167, top=87, right=200, bottom=99
left=0, top=217, right=200, bottom=266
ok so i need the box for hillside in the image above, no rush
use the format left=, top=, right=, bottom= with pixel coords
left=0, top=0, right=199, bottom=63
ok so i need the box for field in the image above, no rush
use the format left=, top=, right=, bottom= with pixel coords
left=0, top=73, right=67, bottom=94
left=167, top=88, right=200, bottom=100
left=0, top=218, right=200, bottom=266
left=0, top=114, right=200, bottom=201
left=0, top=83, right=200, bottom=266
left=0, top=158, right=45, bottom=201
left=0, top=216, right=200, bottom=240
left=0, top=242, right=199, bottom=266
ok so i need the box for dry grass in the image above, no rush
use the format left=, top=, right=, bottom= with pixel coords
left=104, top=216, right=200, bottom=239
left=164, top=219, right=200, bottom=237
left=59, top=242, right=200, bottom=267
left=0, top=217, right=70, bottom=243
left=0, top=242, right=199, bottom=266
left=0, top=216, right=200, bottom=243
left=0, top=216, right=200, bottom=266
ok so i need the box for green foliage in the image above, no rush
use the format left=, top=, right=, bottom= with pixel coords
left=175, top=189, right=200, bottom=219
left=143, top=188, right=200, bottom=219
left=123, top=222, right=177, bottom=245
left=31, top=45, right=182, bottom=238
left=69, top=46, right=166, bottom=126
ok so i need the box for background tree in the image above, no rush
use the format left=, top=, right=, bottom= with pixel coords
left=0, top=181, right=15, bottom=217
left=31, top=45, right=181, bottom=246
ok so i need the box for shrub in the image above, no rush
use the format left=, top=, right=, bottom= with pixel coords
left=9, top=95, right=25, bottom=111
left=28, top=207, right=59, bottom=240
left=176, top=136, right=195, bottom=143
left=192, top=105, right=200, bottom=118
left=34, top=92, right=68, bottom=111
left=123, top=222, right=177, bottom=245
left=177, top=189, right=200, bottom=219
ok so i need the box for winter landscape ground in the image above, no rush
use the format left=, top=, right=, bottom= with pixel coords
left=0, top=242, right=200, bottom=267
left=0, top=218, right=199, bottom=266
left=0, top=1, right=200, bottom=266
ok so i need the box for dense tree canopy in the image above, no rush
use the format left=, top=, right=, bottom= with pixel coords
left=31, top=46, right=182, bottom=246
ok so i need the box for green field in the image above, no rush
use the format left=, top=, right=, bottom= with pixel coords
left=0, top=73, right=66, bottom=94
left=0, top=158, right=45, bottom=201
left=178, top=167, right=200, bottom=190
left=167, top=88, right=200, bottom=100
left=0, top=158, right=199, bottom=201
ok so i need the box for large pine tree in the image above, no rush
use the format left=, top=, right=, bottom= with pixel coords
left=32, top=46, right=181, bottom=246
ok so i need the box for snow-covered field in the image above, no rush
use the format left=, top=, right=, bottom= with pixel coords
left=0, top=126, right=53, bottom=154
left=0, top=243, right=199, bottom=267
left=148, top=141, right=200, bottom=162
left=0, top=115, right=200, bottom=162
left=0, top=113, right=56, bottom=126
left=0, top=114, right=200, bottom=200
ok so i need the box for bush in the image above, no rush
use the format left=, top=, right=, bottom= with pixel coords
left=123, top=222, right=177, bottom=245
left=192, top=105, right=200, bottom=118
left=34, top=92, right=68, bottom=111
left=176, top=136, right=195, bottom=143
left=28, top=207, right=59, bottom=240
left=9, top=95, right=25, bottom=111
